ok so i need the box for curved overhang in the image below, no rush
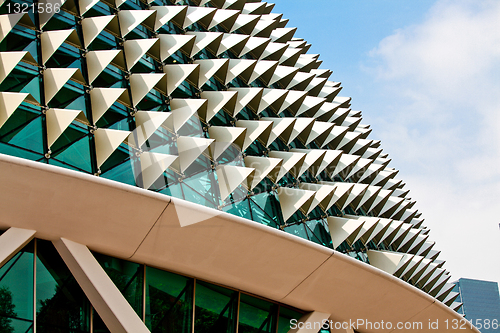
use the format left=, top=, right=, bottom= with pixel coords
left=0, top=153, right=477, bottom=333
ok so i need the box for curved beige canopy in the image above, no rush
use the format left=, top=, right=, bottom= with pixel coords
left=0, top=154, right=479, bottom=333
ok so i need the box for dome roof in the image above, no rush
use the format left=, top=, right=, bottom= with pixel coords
left=0, top=0, right=459, bottom=311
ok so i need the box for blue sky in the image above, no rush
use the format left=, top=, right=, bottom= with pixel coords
left=271, top=0, right=500, bottom=284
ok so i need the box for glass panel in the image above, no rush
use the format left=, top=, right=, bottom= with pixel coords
left=194, top=281, right=237, bottom=333
left=0, top=142, right=42, bottom=162
left=238, top=294, right=278, bottom=333
left=283, top=223, right=308, bottom=241
left=92, top=311, right=110, bottom=333
left=277, top=306, right=303, bottom=333
left=7, top=116, right=44, bottom=155
left=100, top=145, right=131, bottom=174
left=249, top=199, right=279, bottom=229
left=251, top=192, right=284, bottom=226
left=0, top=240, right=34, bottom=332
left=0, top=23, right=36, bottom=53
left=0, top=105, right=44, bottom=159
left=0, top=317, right=32, bottom=333
left=95, top=103, right=128, bottom=130
left=48, top=82, right=85, bottom=110
left=36, top=240, right=90, bottom=333
left=223, top=198, right=252, bottom=220
left=182, top=170, right=219, bottom=208
left=145, top=266, right=193, bottom=333
left=181, top=181, right=218, bottom=209
left=101, top=158, right=137, bottom=186
left=42, top=8, right=77, bottom=30
left=94, top=254, right=143, bottom=316
left=49, top=132, right=92, bottom=173
left=305, top=220, right=333, bottom=249
left=0, top=64, right=38, bottom=94
left=159, top=181, right=184, bottom=199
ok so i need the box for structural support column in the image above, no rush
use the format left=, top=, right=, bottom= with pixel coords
left=0, top=227, right=36, bottom=267
left=288, top=311, right=331, bottom=333
left=53, top=237, right=150, bottom=333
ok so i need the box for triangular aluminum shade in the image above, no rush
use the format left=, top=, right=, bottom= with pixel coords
left=277, top=187, right=316, bottom=222
left=140, top=152, right=178, bottom=189
left=46, top=108, right=89, bottom=148
left=216, top=165, right=254, bottom=200
left=94, top=128, right=131, bottom=168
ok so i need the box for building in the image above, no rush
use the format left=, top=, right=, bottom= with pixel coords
left=0, top=0, right=479, bottom=332
left=453, top=278, right=500, bottom=332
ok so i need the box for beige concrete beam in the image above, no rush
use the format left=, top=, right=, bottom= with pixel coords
left=53, top=237, right=150, bottom=333
left=0, top=227, right=36, bottom=267
left=0, top=155, right=480, bottom=333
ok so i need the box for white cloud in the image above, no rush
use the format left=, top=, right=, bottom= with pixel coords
left=364, top=0, right=500, bottom=283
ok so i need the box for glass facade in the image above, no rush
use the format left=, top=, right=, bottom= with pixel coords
left=0, top=240, right=92, bottom=333
left=194, top=280, right=238, bottom=333
left=0, top=238, right=305, bottom=333
left=0, top=0, right=396, bottom=261
left=238, top=294, right=278, bottom=333
left=36, top=240, right=91, bottom=333
left=453, top=278, right=500, bottom=332
left=0, top=0, right=457, bottom=315
left=145, top=266, right=193, bottom=333
left=0, top=240, right=34, bottom=332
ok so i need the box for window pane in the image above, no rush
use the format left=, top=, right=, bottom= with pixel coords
left=36, top=240, right=90, bottom=333
left=94, top=254, right=144, bottom=317
left=238, top=294, right=278, bottom=333
left=92, top=311, right=110, bottom=333
left=145, top=266, right=193, bottom=333
left=0, top=240, right=34, bottom=333
left=277, top=306, right=303, bottom=333
left=194, top=281, right=237, bottom=333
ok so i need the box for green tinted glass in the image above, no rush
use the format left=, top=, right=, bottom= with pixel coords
left=277, top=306, right=303, bottom=333
left=92, top=311, right=110, bottom=333
left=238, top=293, right=278, bottom=333
left=94, top=254, right=143, bottom=316
left=145, top=266, right=193, bottom=333
left=36, top=240, right=90, bottom=333
left=194, top=281, right=237, bottom=333
left=0, top=240, right=34, bottom=333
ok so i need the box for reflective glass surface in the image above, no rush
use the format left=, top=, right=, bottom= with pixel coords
left=238, top=294, right=278, bottom=333
left=0, top=238, right=308, bottom=333
left=0, top=240, right=34, bottom=333
left=455, top=278, right=500, bottom=331
left=94, top=254, right=143, bottom=316
left=145, top=266, right=193, bottom=333
left=277, top=306, right=303, bottom=333
left=194, top=281, right=238, bottom=333
left=36, top=240, right=90, bottom=333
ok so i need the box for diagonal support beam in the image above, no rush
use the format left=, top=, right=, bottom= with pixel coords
left=53, top=237, right=150, bottom=333
left=0, top=227, right=36, bottom=267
